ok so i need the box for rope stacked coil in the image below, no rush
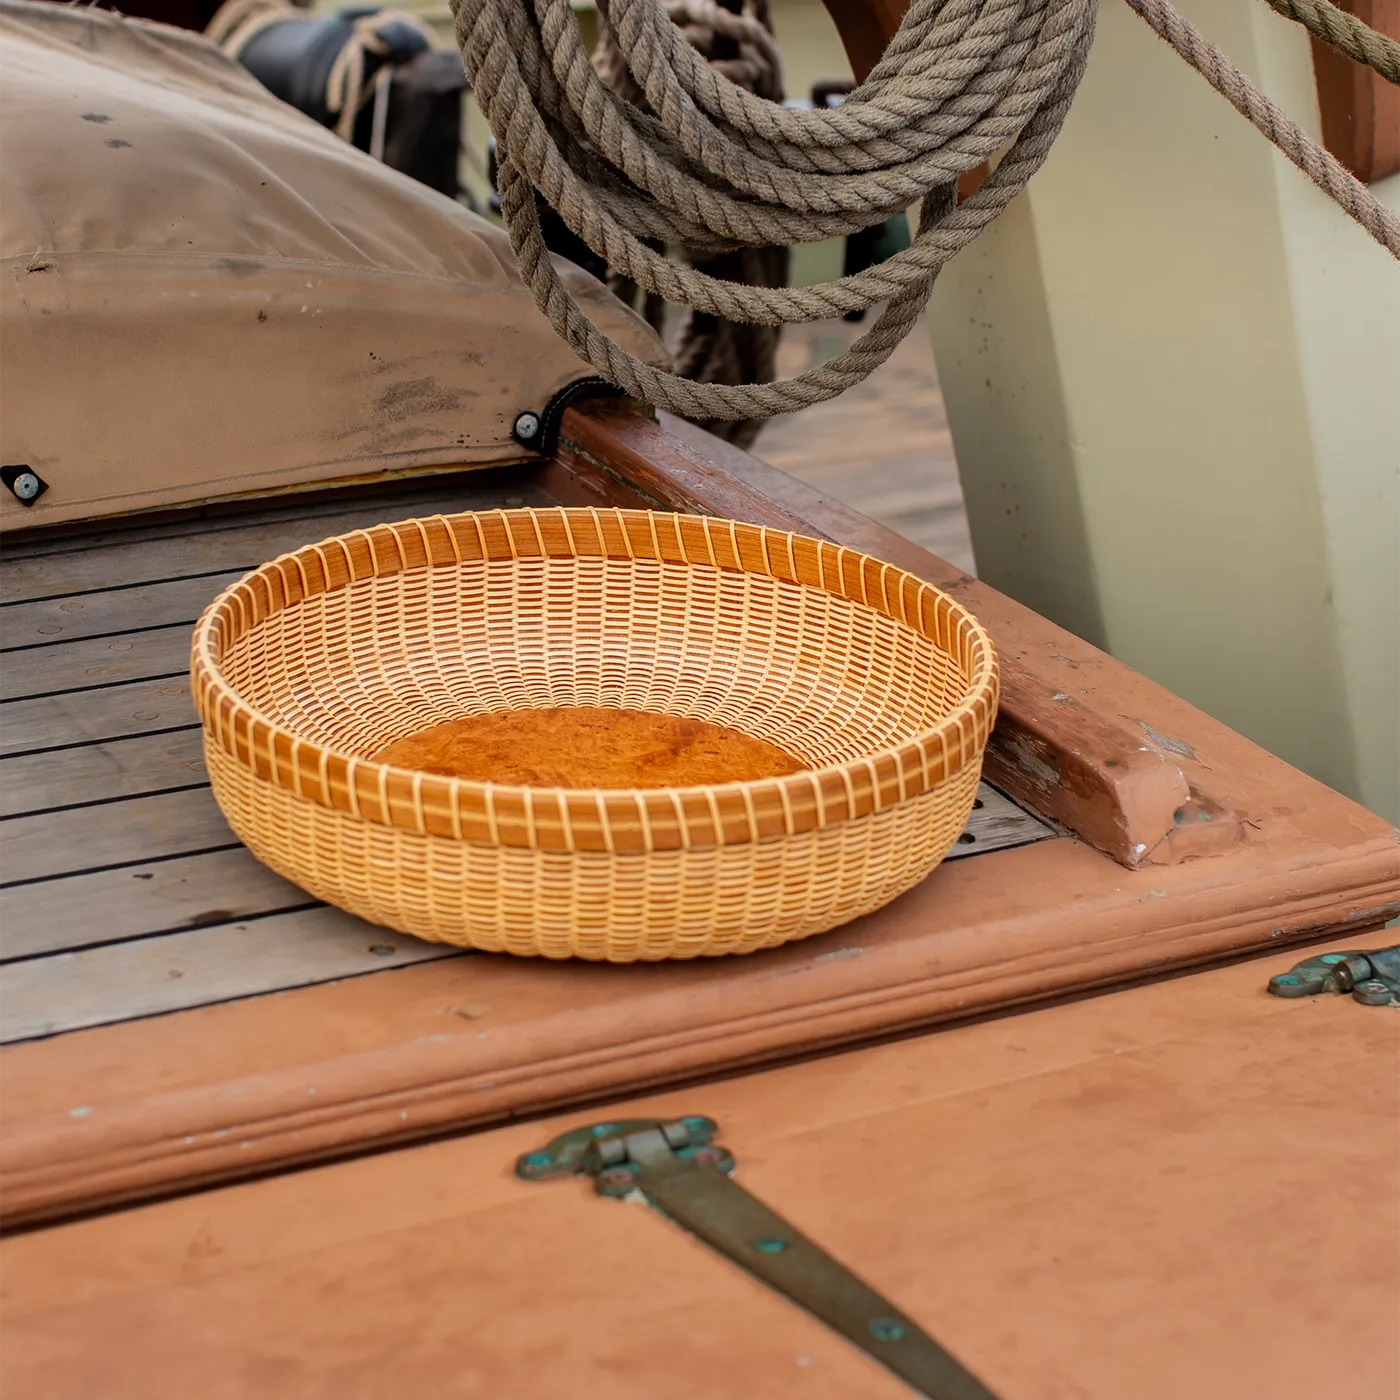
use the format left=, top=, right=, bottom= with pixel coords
left=455, top=0, right=1400, bottom=422
left=455, top=0, right=1099, bottom=421
left=594, top=0, right=792, bottom=449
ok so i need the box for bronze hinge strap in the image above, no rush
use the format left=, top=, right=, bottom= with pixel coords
left=1268, top=944, right=1400, bottom=1005
left=517, top=1115, right=999, bottom=1400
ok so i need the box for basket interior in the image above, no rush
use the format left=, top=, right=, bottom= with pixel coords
left=218, top=554, right=975, bottom=776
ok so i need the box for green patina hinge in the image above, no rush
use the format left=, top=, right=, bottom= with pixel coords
left=1267, top=944, right=1400, bottom=1006
left=517, top=1115, right=998, bottom=1400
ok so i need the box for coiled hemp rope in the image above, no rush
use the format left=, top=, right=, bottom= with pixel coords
left=595, top=1, right=791, bottom=449
left=1260, top=0, right=1400, bottom=85
left=454, top=0, right=1399, bottom=422
left=456, top=0, right=1099, bottom=421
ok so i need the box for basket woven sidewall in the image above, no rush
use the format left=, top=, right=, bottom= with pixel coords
left=207, top=743, right=983, bottom=960
left=192, top=508, right=998, bottom=961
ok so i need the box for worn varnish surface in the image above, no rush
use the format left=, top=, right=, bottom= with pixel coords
left=0, top=470, right=1046, bottom=1045
left=3, top=940, right=1394, bottom=1400
left=1, top=426, right=1394, bottom=1228
left=1311, top=0, right=1400, bottom=182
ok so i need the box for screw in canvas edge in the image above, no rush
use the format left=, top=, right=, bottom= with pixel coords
left=510, top=380, right=633, bottom=452
left=2, top=465, right=48, bottom=506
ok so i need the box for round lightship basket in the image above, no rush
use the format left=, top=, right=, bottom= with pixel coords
left=190, top=509, right=999, bottom=961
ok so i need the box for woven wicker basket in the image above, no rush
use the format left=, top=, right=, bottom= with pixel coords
left=191, top=508, right=998, bottom=960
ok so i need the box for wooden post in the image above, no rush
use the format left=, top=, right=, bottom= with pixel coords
left=819, top=0, right=1399, bottom=824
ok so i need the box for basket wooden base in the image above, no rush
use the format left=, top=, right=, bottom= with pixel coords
left=369, top=707, right=808, bottom=790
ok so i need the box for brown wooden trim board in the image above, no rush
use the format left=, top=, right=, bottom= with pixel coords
left=2, top=408, right=1395, bottom=1228
left=1313, top=0, right=1400, bottom=182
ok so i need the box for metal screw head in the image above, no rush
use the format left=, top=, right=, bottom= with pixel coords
left=517, top=1150, right=554, bottom=1178
left=513, top=411, right=541, bottom=442
left=753, top=1237, right=788, bottom=1254
left=12, top=472, right=40, bottom=502
left=596, top=1164, right=638, bottom=1197
left=368, top=944, right=397, bottom=957
left=869, top=1318, right=907, bottom=1342
left=1353, top=980, right=1393, bottom=1007
left=1319, top=954, right=1346, bottom=966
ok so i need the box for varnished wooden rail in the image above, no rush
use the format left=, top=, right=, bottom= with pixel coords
left=1313, top=0, right=1400, bottom=181
left=555, top=401, right=1225, bottom=869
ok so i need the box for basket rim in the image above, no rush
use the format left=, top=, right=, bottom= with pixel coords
left=190, top=507, right=999, bottom=854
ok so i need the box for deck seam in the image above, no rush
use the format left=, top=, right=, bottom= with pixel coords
left=0, top=568, right=257, bottom=609
left=0, top=780, right=212, bottom=824
left=0, top=839, right=245, bottom=889
left=1, top=721, right=202, bottom=762
left=0, top=901, right=327, bottom=965
left=0, top=669, right=191, bottom=705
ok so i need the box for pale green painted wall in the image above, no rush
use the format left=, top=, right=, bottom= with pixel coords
left=928, top=0, right=1400, bottom=821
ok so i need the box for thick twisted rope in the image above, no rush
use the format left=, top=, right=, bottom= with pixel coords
left=597, top=1, right=789, bottom=449
left=455, top=0, right=1398, bottom=422
left=455, top=0, right=1098, bottom=420
left=1259, top=0, right=1400, bottom=84
left=1123, top=0, right=1400, bottom=256
left=595, top=0, right=785, bottom=102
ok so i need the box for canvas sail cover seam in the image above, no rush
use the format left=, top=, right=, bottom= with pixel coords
left=0, top=0, right=668, bottom=530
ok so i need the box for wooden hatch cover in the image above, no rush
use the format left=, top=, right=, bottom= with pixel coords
left=2, top=937, right=1394, bottom=1398
left=1, top=0, right=1396, bottom=1232
left=2, top=404, right=1396, bottom=1227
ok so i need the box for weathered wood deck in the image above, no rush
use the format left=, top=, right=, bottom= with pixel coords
left=756, top=317, right=974, bottom=574
left=0, top=469, right=1035, bottom=1045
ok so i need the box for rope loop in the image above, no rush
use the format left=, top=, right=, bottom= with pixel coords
left=456, top=0, right=1098, bottom=421
left=455, top=0, right=1399, bottom=422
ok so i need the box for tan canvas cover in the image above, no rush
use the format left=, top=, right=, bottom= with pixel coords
left=0, top=1, right=666, bottom=529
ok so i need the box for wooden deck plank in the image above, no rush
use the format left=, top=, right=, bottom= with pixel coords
left=0, top=625, right=192, bottom=702
left=0, top=788, right=234, bottom=883
left=0, top=439, right=1022, bottom=1065
left=1, top=413, right=1394, bottom=1228
left=0, top=781, right=1049, bottom=962
left=4, top=947, right=1389, bottom=1400
left=1, top=676, right=195, bottom=757
left=0, top=471, right=535, bottom=558
left=0, top=477, right=550, bottom=601
left=0, top=730, right=207, bottom=818
left=0, top=571, right=249, bottom=651
left=0, top=908, right=462, bottom=1044
left=0, top=849, right=314, bottom=961
left=954, top=784, right=1052, bottom=854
